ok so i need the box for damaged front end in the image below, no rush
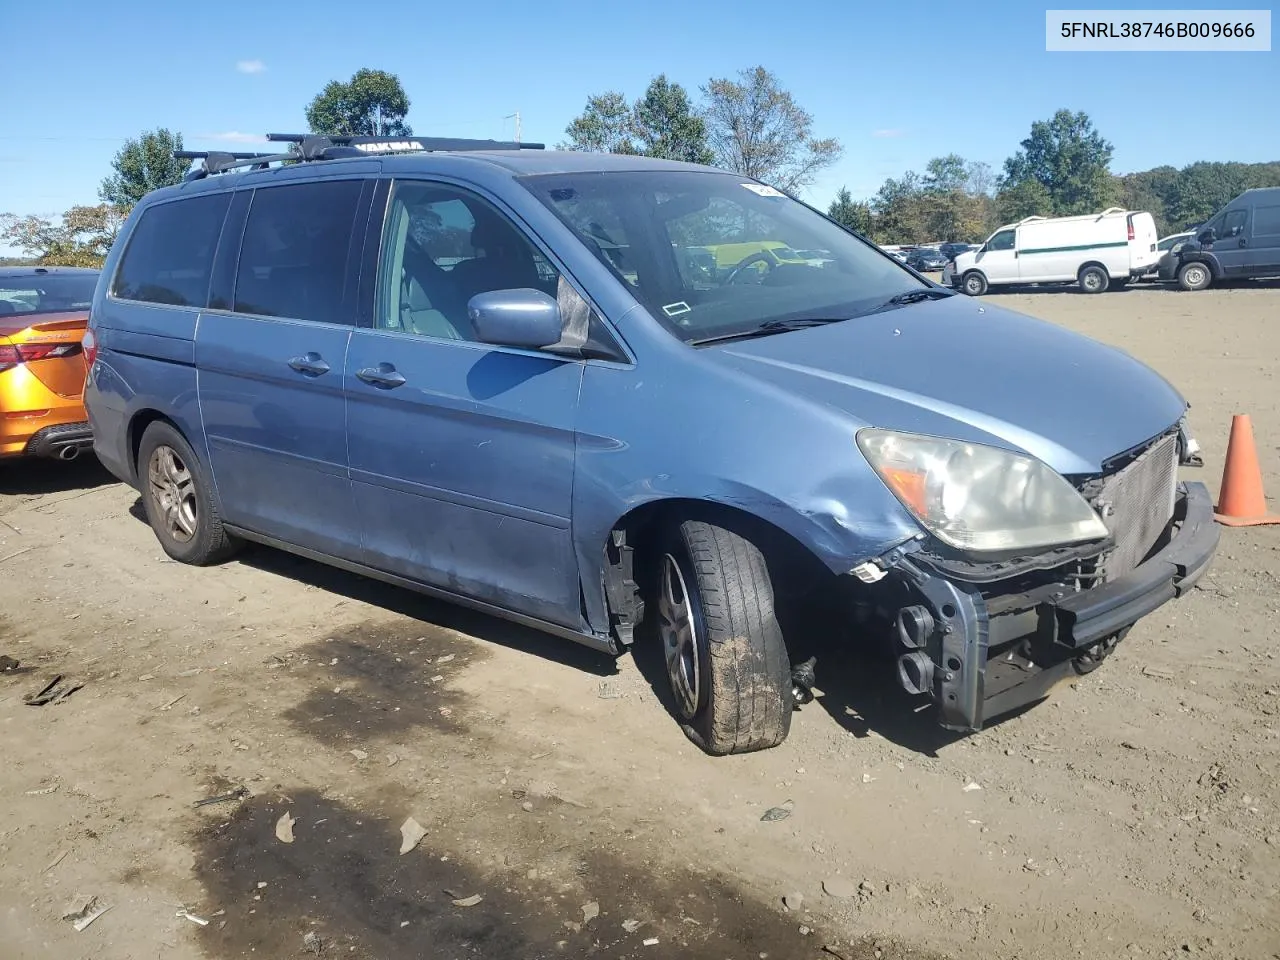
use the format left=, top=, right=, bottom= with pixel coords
left=850, top=427, right=1220, bottom=732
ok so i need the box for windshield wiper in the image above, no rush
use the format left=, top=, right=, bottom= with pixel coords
left=689, top=316, right=848, bottom=346
left=878, top=288, right=954, bottom=307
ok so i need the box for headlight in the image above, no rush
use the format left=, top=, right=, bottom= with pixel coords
left=856, top=429, right=1110, bottom=552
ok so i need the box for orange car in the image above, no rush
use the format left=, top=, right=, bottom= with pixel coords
left=0, top=266, right=99, bottom=461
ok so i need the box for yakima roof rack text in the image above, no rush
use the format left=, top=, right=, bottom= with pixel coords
left=175, top=132, right=545, bottom=181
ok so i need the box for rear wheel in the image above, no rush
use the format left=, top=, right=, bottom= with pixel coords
left=1178, top=261, right=1212, bottom=291
left=961, top=271, right=988, bottom=296
left=655, top=520, right=793, bottom=755
left=1078, top=265, right=1109, bottom=294
left=138, top=421, right=240, bottom=566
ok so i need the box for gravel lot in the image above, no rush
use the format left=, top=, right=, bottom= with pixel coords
left=2, top=282, right=1278, bottom=960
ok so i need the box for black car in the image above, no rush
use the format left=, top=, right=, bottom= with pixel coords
left=906, top=248, right=948, bottom=271
left=937, top=242, right=974, bottom=262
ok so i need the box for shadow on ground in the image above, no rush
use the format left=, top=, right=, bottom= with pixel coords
left=0, top=456, right=117, bottom=496
left=122, top=498, right=617, bottom=682
left=190, top=789, right=930, bottom=960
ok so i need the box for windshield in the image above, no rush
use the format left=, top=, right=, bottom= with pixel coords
left=0, top=273, right=98, bottom=317
left=519, top=171, right=923, bottom=343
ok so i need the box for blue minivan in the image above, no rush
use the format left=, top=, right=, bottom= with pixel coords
left=84, top=135, right=1219, bottom=755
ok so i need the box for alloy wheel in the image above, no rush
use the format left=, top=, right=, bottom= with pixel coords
left=658, top=553, right=702, bottom=720
left=147, top=445, right=198, bottom=543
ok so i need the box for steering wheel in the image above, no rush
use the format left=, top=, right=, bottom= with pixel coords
left=725, top=250, right=776, bottom=285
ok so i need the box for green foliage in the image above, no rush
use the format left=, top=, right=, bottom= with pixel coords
left=560, top=67, right=839, bottom=191
left=99, top=128, right=187, bottom=208
left=702, top=67, right=841, bottom=193
left=994, top=178, right=1054, bottom=223
left=1001, top=109, right=1117, bottom=215
left=633, top=76, right=714, bottom=164
left=0, top=204, right=127, bottom=268
left=561, top=91, right=638, bottom=155
left=1116, top=160, right=1280, bottom=234
left=923, top=154, right=968, bottom=193
left=306, top=68, right=412, bottom=137
left=862, top=163, right=993, bottom=244
left=561, top=76, right=713, bottom=164
left=827, top=187, right=873, bottom=234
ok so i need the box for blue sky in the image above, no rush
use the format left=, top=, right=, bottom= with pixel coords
left=2, top=0, right=1277, bottom=232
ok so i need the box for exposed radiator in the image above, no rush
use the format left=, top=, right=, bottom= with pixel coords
left=1092, top=433, right=1179, bottom=580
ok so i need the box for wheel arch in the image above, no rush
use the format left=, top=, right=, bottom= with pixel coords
left=1183, top=252, right=1223, bottom=279
left=127, top=408, right=180, bottom=482
left=1077, top=260, right=1110, bottom=279
left=585, top=493, right=865, bottom=647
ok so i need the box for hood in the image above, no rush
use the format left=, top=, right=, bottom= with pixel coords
left=706, top=295, right=1186, bottom=475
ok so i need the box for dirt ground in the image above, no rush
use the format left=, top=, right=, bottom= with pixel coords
left=2, top=282, right=1279, bottom=960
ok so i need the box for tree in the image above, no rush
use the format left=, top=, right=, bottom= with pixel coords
left=100, top=128, right=187, bottom=208
left=995, top=178, right=1054, bottom=222
left=964, top=161, right=998, bottom=198
left=561, top=78, right=713, bottom=164
left=306, top=68, right=412, bottom=137
left=560, top=91, right=638, bottom=154
left=1, top=204, right=127, bottom=268
left=633, top=76, right=713, bottom=164
left=923, top=154, right=968, bottom=194
left=1002, top=109, right=1116, bottom=215
left=701, top=67, right=841, bottom=193
left=827, top=187, right=873, bottom=234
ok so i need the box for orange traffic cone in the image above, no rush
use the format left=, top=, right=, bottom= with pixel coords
left=1215, top=414, right=1280, bottom=526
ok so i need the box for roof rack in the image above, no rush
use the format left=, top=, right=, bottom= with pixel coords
left=177, top=133, right=546, bottom=182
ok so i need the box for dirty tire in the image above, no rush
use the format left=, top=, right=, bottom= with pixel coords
left=137, top=421, right=240, bottom=566
left=1078, top=265, right=1108, bottom=294
left=1178, top=261, right=1212, bottom=291
left=961, top=271, right=987, bottom=296
left=657, top=520, right=793, bottom=756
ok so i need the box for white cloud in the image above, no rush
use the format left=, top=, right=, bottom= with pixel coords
left=198, top=131, right=269, bottom=144
left=235, top=59, right=266, bottom=75
left=872, top=128, right=905, bottom=139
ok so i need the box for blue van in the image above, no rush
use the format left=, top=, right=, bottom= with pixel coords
left=84, top=135, right=1219, bottom=755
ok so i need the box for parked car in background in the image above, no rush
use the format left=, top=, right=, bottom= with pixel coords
left=938, top=241, right=975, bottom=262
left=85, top=136, right=1217, bottom=757
left=906, top=248, right=948, bottom=272
left=0, top=266, right=98, bottom=461
left=1169, top=187, right=1280, bottom=291
left=944, top=208, right=1159, bottom=295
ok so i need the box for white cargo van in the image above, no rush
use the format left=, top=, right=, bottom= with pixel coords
left=943, top=208, right=1159, bottom=295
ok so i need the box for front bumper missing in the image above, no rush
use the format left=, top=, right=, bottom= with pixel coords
left=890, top=481, right=1219, bottom=732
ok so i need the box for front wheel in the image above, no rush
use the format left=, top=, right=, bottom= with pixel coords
left=961, top=271, right=988, bottom=296
left=137, top=421, right=240, bottom=566
left=655, top=520, right=793, bottom=755
left=1078, top=265, right=1109, bottom=294
left=1178, top=261, right=1212, bottom=291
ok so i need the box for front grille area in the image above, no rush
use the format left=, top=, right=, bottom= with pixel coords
left=1090, top=432, right=1179, bottom=580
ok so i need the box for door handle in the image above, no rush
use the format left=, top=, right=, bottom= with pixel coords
left=356, top=363, right=407, bottom=389
left=1238, top=238, right=1248, bottom=247
left=288, top=352, right=330, bottom=376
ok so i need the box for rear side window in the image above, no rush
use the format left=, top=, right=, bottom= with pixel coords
left=112, top=193, right=231, bottom=307
left=1252, top=204, right=1280, bottom=238
left=233, top=179, right=364, bottom=325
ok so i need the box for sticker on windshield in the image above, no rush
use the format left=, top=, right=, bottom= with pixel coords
left=662, top=301, right=692, bottom=318
left=741, top=183, right=785, bottom=198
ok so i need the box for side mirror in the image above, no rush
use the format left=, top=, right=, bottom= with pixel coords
left=468, top=288, right=563, bottom=349
left=1198, top=228, right=1216, bottom=244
